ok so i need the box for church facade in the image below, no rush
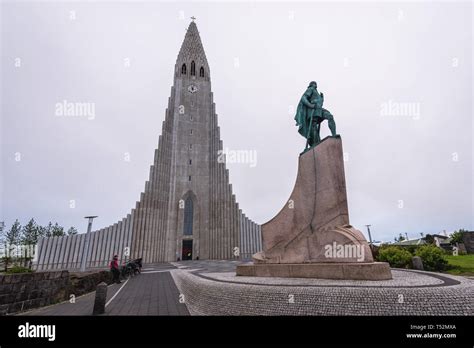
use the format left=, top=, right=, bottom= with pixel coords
left=35, top=21, right=262, bottom=270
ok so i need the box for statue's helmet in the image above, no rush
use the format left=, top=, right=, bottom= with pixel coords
left=308, top=81, right=317, bottom=88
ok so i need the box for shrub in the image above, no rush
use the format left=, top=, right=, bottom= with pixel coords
left=415, top=245, right=448, bottom=272
left=377, top=246, right=412, bottom=268
left=6, top=266, right=34, bottom=274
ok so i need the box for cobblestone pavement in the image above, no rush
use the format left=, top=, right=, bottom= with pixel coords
left=170, top=260, right=474, bottom=316
left=17, top=260, right=474, bottom=316
left=20, top=263, right=189, bottom=316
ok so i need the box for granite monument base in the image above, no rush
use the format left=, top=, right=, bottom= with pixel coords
left=236, top=262, right=392, bottom=280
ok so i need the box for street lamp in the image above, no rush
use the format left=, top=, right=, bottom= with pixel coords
left=80, top=216, right=98, bottom=272
left=365, top=224, right=373, bottom=245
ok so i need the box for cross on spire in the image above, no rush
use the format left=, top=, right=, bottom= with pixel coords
left=191, top=16, right=196, bottom=22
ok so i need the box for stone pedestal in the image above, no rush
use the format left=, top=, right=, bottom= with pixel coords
left=236, top=136, right=392, bottom=280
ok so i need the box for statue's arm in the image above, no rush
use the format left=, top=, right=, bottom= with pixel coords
left=301, top=89, right=315, bottom=108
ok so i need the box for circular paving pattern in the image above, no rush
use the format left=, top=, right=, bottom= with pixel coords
left=170, top=261, right=474, bottom=316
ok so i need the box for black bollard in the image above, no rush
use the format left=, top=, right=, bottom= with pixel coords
left=92, top=282, right=108, bottom=315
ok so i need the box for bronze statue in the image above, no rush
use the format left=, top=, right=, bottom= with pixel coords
left=294, top=81, right=337, bottom=150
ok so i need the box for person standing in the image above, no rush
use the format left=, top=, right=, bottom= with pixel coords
left=110, top=255, right=121, bottom=284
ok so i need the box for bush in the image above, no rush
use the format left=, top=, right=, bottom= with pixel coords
left=377, top=246, right=412, bottom=268
left=6, top=266, right=34, bottom=274
left=415, top=245, right=448, bottom=271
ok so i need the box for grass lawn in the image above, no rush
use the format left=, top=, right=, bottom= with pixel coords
left=444, top=254, right=474, bottom=276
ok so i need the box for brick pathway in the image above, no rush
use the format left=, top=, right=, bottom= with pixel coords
left=21, top=263, right=189, bottom=316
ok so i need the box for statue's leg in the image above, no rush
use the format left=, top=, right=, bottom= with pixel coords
left=322, top=109, right=337, bottom=136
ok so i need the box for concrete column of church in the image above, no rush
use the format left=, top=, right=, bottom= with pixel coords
left=230, top=194, right=235, bottom=259
left=102, top=226, right=111, bottom=267
left=234, top=199, right=239, bottom=259
left=116, top=220, right=124, bottom=264
left=78, top=234, right=86, bottom=270
left=33, top=238, right=44, bottom=271
left=37, top=238, right=48, bottom=271
left=213, top=116, right=219, bottom=259
left=85, top=231, right=94, bottom=269
left=246, top=217, right=251, bottom=257
left=225, top=174, right=231, bottom=259
left=137, top=195, right=147, bottom=259
left=209, top=122, right=214, bottom=259
left=121, top=217, right=128, bottom=264
left=114, top=222, right=122, bottom=264
left=57, top=236, right=68, bottom=269
left=65, top=234, right=75, bottom=269
left=218, top=163, right=224, bottom=259
left=94, top=229, right=102, bottom=268
left=247, top=221, right=252, bottom=255
left=70, top=235, right=80, bottom=270
left=65, top=236, right=76, bottom=270
left=155, top=140, right=164, bottom=262
left=148, top=168, right=157, bottom=263
left=112, top=223, right=120, bottom=261
left=141, top=183, right=150, bottom=263
left=229, top=193, right=234, bottom=259
left=131, top=201, right=141, bottom=259
left=127, top=211, right=135, bottom=261
left=120, top=217, right=128, bottom=264
left=55, top=236, right=66, bottom=269
left=96, top=228, right=105, bottom=267
left=241, top=215, right=246, bottom=258
left=149, top=157, right=158, bottom=263
left=106, top=226, right=114, bottom=266
left=253, top=221, right=258, bottom=253
left=162, top=148, right=171, bottom=262
left=89, top=230, right=98, bottom=268
left=99, top=227, right=109, bottom=267
left=160, top=129, right=171, bottom=262
left=46, top=237, right=57, bottom=270
left=159, top=131, right=168, bottom=262
left=102, top=227, right=111, bottom=266
left=67, top=236, right=75, bottom=270
left=46, top=237, right=56, bottom=270
left=97, top=228, right=107, bottom=267
left=151, top=166, right=159, bottom=264
left=104, top=225, right=113, bottom=265
left=154, top=144, right=164, bottom=263
left=222, top=177, right=228, bottom=259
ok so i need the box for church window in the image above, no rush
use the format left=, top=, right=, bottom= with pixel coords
left=199, top=67, right=204, bottom=77
left=181, top=63, right=187, bottom=75
left=183, top=197, right=193, bottom=235
left=191, top=61, right=196, bottom=76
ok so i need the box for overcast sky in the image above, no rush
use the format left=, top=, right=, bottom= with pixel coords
left=1, top=0, right=472, bottom=243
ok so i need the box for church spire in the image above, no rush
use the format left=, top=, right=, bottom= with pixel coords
left=176, top=21, right=209, bottom=78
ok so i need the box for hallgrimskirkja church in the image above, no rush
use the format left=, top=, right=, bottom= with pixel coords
left=35, top=21, right=262, bottom=270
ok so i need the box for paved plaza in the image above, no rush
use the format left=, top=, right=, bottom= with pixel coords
left=19, top=260, right=473, bottom=316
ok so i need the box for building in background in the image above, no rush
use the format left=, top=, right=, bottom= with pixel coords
left=35, top=21, right=262, bottom=270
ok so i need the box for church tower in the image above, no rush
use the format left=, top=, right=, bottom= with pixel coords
left=34, top=21, right=262, bottom=270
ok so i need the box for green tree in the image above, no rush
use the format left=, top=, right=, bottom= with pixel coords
left=415, top=245, right=448, bottom=271
left=450, top=229, right=467, bottom=245
left=67, top=227, right=78, bottom=236
left=44, top=222, right=53, bottom=238
left=21, top=218, right=41, bottom=268
left=51, top=222, right=65, bottom=237
left=377, top=246, right=412, bottom=268
left=3, top=220, right=22, bottom=271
